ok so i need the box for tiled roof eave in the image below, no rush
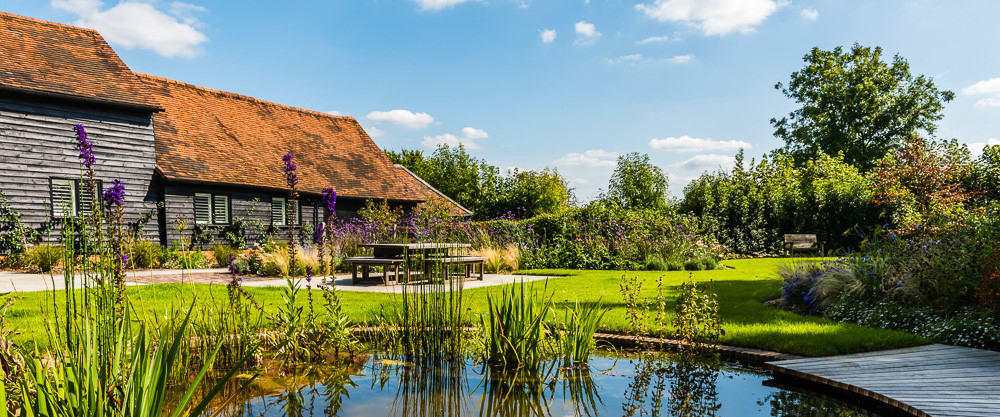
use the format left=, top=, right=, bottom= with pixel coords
left=0, top=84, right=163, bottom=112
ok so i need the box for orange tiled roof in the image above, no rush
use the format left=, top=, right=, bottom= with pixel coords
left=138, top=74, right=451, bottom=203
left=0, top=12, right=159, bottom=109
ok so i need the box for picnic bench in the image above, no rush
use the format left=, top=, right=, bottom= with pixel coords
left=424, top=256, right=486, bottom=281
left=348, top=243, right=473, bottom=285
left=783, top=234, right=824, bottom=256
left=345, top=256, right=404, bottom=285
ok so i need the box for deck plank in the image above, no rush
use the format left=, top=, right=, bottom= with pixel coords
left=767, top=344, right=1000, bottom=417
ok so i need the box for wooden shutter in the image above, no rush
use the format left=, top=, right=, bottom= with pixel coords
left=77, top=180, right=100, bottom=216
left=213, top=195, right=229, bottom=225
left=194, top=193, right=212, bottom=224
left=271, top=197, right=286, bottom=226
left=50, top=179, right=76, bottom=217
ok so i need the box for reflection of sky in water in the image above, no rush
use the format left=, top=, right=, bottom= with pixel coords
left=226, top=355, right=866, bottom=417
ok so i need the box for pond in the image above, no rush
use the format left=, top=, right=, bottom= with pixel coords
left=208, top=352, right=874, bottom=417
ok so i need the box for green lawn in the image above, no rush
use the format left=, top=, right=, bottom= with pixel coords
left=2, top=257, right=927, bottom=357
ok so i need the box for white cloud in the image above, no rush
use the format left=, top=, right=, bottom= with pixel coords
left=574, top=21, right=601, bottom=45
left=52, top=0, right=208, bottom=58
left=568, top=177, right=591, bottom=186
left=540, top=29, right=557, bottom=43
left=649, top=135, right=752, bottom=152
left=961, top=77, right=1000, bottom=108
left=366, top=109, right=435, bottom=129
left=675, top=154, right=736, bottom=171
left=667, top=54, right=693, bottom=64
left=414, top=0, right=469, bottom=11
left=800, top=8, right=819, bottom=21
left=367, top=126, right=385, bottom=138
left=421, top=127, right=489, bottom=149
left=635, top=0, right=782, bottom=36
left=969, top=138, right=1000, bottom=157
left=554, top=149, right=619, bottom=167
left=636, top=35, right=670, bottom=45
left=605, top=53, right=644, bottom=64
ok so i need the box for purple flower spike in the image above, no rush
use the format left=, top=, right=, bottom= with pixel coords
left=313, top=222, right=325, bottom=244
left=305, top=266, right=313, bottom=282
left=74, top=124, right=95, bottom=167
left=102, top=179, right=126, bottom=208
left=321, top=187, right=337, bottom=217
left=283, top=153, right=298, bottom=189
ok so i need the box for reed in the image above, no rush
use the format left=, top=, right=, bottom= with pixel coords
left=480, top=281, right=551, bottom=369
left=551, top=301, right=607, bottom=365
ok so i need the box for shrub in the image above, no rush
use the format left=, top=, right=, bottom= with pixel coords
left=211, top=244, right=241, bottom=268
left=230, top=250, right=263, bottom=275
left=673, top=281, right=724, bottom=355
left=683, top=259, right=704, bottom=271
left=127, top=239, right=158, bottom=269
left=700, top=257, right=718, bottom=270
left=163, top=251, right=211, bottom=269
left=25, top=245, right=63, bottom=273
left=644, top=256, right=668, bottom=271
left=666, top=261, right=684, bottom=271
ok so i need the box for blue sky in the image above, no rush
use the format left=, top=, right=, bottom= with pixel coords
left=7, top=0, right=1000, bottom=200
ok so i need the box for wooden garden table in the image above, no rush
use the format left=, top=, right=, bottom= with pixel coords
left=358, top=242, right=472, bottom=283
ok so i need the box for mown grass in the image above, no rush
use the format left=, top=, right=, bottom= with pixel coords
left=3, top=257, right=928, bottom=357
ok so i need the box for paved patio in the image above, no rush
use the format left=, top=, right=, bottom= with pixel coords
left=0, top=268, right=552, bottom=293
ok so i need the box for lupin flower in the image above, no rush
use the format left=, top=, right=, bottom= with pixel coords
left=74, top=124, right=95, bottom=168
left=321, top=187, right=337, bottom=217
left=102, top=179, right=126, bottom=208
left=313, top=222, right=325, bottom=245
left=228, top=254, right=238, bottom=277
left=282, top=153, right=298, bottom=190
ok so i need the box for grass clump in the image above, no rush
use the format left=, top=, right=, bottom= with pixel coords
left=550, top=301, right=606, bottom=364
left=24, top=244, right=63, bottom=273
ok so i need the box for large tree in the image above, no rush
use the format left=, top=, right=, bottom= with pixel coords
left=771, top=43, right=954, bottom=170
left=604, top=152, right=669, bottom=211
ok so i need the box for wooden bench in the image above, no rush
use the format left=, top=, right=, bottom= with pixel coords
left=424, top=256, right=486, bottom=281
left=345, top=257, right=405, bottom=285
left=783, top=234, right=824, bottom=256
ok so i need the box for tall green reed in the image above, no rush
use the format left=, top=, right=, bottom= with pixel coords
left=550, top=301, right=607, bottom=365
left=480, top=281, right=551, bottom=369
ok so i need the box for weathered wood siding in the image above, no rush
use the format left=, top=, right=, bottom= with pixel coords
left=0, top=94, right=159, bottom=242
left=162, top=181, right=417, bottom=248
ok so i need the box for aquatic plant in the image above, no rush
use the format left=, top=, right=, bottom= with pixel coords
left=480, top=281, right=551, bottom=369
left=550, top=301, right=607, bottom=365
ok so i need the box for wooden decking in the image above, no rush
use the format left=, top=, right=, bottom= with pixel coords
left=766, top=344, right=1000, bottom=417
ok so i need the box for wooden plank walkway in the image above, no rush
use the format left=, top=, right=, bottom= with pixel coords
left=766, top=344, right=1000, bottom=417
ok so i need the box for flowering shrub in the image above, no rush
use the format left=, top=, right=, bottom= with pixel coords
left=827, top=301, right=1000, bottom=350
left=478, top=202, right=722, bottom=270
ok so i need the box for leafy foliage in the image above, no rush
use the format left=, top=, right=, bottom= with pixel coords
left=603, top=152, right=669, bottom=211
left=681, top=152, right=878, bottom=254
left=386, top=144, right=572, bottom=219
left=772, top=43, right=954, bottom=170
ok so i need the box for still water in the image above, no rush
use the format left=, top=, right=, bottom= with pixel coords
left=214, top=353, right=870, bottom=417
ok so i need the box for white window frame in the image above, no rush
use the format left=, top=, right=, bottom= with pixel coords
left=51, top=178, right=77, bottom=218
left=212, top=194, right=230, bottom=225
left=272, top=197, right=287, bottom=226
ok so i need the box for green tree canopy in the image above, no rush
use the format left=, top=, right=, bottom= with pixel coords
left=604, top=152, right=669, bottom=211
left=386, top=145, right=572, bottom=219
left=771, top=43, right=955, bottom=170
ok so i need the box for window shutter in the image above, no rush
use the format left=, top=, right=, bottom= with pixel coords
left=50, top=179, right=76, bottom=217
left=271, top=197, right=286, bottom=226
left=194, top=194, right=212, bottom=224
left=213, top=195, right=229, bottom=225
left=77, top=180, right=99, bottom=216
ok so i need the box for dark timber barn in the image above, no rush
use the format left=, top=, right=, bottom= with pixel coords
left=0, top=12, right=470, bottom=248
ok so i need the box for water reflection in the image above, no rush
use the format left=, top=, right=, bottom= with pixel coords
left=196, top=354, right=877, bottom=417
left=622, top=353, right=723, bottom=417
